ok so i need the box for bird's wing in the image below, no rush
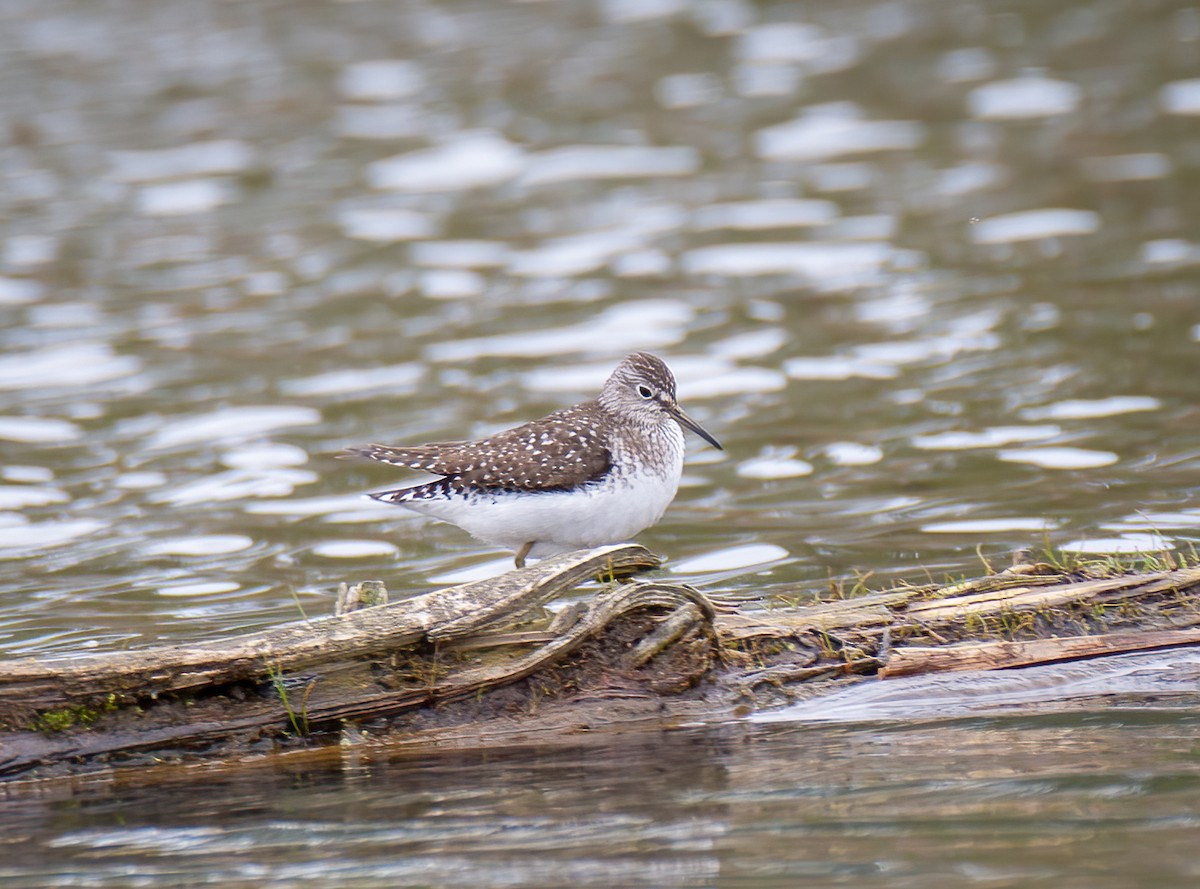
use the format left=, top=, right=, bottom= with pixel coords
left=344, top=403, right=612, bottom=491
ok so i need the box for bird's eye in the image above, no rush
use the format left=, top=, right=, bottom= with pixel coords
left=637, top=384, right=654, bottom=399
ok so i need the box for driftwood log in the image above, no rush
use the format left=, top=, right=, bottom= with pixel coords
left=2, top=548, right=1199, bottom=781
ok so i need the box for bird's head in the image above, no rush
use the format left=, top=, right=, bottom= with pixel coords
left=600, top=352, right=722, bottom=450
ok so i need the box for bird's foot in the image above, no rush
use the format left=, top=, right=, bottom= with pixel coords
left=514, top=541, right=534, bottom=569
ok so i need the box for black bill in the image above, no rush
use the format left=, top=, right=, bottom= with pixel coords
left=668, top=404, right=723, bottom=450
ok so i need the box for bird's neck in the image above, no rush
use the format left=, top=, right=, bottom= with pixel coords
left=608, top=411, right=684, bottom=476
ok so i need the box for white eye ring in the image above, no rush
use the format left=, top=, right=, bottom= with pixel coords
left=637, top=384, right=653, bottom=399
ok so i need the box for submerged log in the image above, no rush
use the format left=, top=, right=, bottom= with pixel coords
left=1, top=549, right=1198, bottom=781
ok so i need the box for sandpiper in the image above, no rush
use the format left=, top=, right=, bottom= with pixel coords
left=345, top=352, right=722, bottom=567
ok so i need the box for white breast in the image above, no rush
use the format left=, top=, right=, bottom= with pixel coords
left=402, top=420, right=686, bottom=558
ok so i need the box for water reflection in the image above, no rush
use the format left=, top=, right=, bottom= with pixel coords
left=3, top=715, right=1200, bottom=888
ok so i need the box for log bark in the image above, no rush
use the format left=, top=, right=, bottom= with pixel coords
left=0, top=544, right=660, bottom=726
left=880, top=627, right=1200, bottom=678
left=2, top=550, right=1198, bottom=782
left=900, top=569, right=1200, bottom=621
left=0, top=546, right=719, bottom=779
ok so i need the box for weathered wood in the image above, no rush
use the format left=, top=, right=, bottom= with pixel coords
left=0, top=550, right=712, bottom=779
left=335, top=580, right=388, bottom=615
left=0, top=544, right=660, bottom=724
left=880, top=627, right=1200, bottom=678
left=0, top=578, right=712, bottom=778
left=902, top=567, right=1200, bottom=622
left=2, top=549, right=1199, bottom=783
left=717, top=604, right=896, bottom=640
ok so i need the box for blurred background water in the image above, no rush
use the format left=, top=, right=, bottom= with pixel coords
left=1, top=0, right=1199, bottom=883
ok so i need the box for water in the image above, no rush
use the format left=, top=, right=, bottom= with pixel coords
left=1, top=0, right=1198, bottom=882
left=4, top=714, right=1200, bottom=888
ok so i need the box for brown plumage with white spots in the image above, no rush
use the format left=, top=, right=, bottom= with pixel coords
left=344, top=352, right=722, bottom=567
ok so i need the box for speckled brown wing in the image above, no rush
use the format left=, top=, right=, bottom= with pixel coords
left=345, top=402, right=613, bottom=491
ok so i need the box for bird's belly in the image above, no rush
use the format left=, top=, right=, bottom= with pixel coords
left=402, top=468, right=681, bottom=556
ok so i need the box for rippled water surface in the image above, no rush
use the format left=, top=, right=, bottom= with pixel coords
left=2, top=0, right=1199, bottom=882
left=5, top=712, right=1200, bottom=888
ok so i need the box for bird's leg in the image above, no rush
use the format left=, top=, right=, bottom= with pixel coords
left=514, top=541, right=534, bottom=569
